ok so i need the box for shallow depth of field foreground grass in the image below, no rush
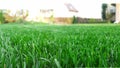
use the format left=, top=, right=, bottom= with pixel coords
left=0, top=23, right=120, bottom=67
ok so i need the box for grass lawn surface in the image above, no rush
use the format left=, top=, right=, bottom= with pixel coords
left=0, top=23, right=120, bottom=67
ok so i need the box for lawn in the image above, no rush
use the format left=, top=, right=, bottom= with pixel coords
left=0, top=23, right=120, bottom=68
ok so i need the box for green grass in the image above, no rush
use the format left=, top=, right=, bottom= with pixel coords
left=0, top=23, right=120, bottom=67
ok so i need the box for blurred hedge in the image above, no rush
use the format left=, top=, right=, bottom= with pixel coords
left=45, top=17, right=107, bottom=24
left=77, top=17, right=108, bottom=23
left=45, top=17, right=73, bottom=24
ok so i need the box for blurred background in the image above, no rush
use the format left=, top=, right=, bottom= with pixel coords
left=0, top=0, right=120, bottom=24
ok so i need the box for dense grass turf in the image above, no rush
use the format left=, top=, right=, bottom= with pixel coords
left=0, top=23, right=120, bottom=67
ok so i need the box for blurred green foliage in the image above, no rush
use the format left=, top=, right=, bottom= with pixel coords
left=50, top=14, right=54, bottom=23
left=102, top=3, right=107, bottom=20
left=0, top=10, right=5, bottom=24
left=72, top=16, right=78, bottom=24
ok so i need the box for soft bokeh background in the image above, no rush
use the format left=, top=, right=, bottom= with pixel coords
left=0, top=0, right=119, bottom=18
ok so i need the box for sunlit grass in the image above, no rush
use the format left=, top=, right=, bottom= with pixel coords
left=0, top=23, right=120, bottom=67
